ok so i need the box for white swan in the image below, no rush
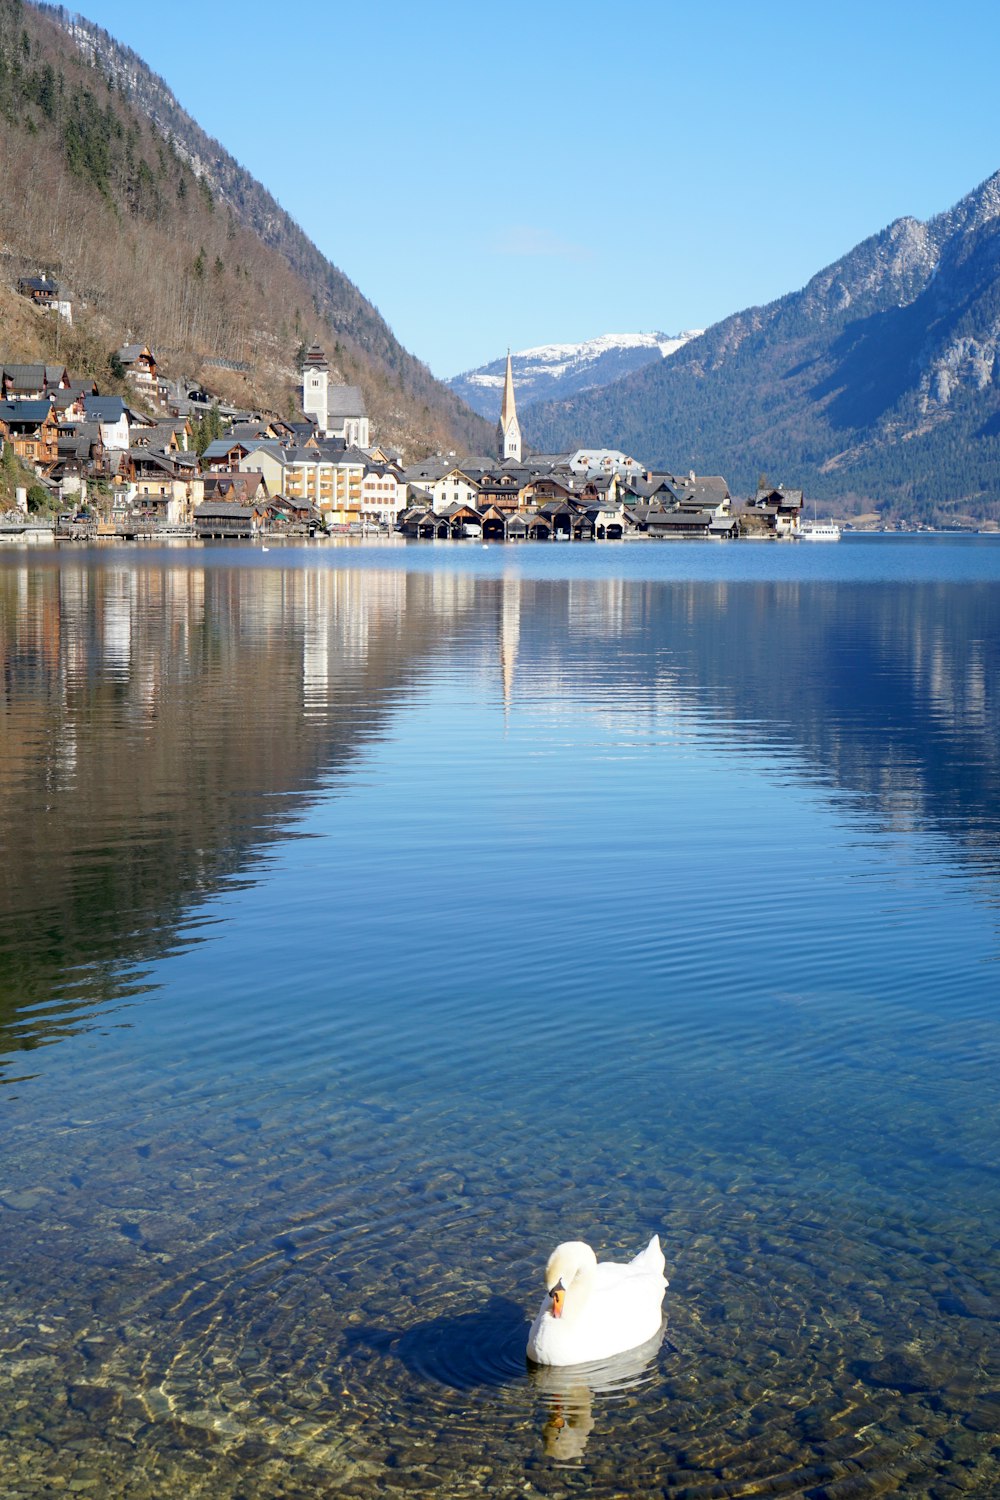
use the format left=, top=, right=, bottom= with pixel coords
left=526, top=1235, right=667, bottom=1366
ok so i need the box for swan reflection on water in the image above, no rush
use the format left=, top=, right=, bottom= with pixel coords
left=528, top=1328, right=664, bottom=1462
left=342, top=1301, right=663, bottom=1464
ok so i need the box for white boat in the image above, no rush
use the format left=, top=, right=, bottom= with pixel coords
left=800, top=519, right=841, bottom=541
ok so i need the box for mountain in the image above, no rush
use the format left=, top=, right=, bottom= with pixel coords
left=448, top=331, right=703, bottom=419
left=524, top=174, right=1000, bottom=525
left=0, top=2, right=490, bottom=456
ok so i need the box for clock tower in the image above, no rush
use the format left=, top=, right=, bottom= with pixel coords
left=301, top=343, right=330, bottom=433
left=497, top=350, right=521, bottom=462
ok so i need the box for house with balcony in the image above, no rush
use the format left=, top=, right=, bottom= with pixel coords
left=0, top=400, right=60, bottom=469
left=202, top=437, right=256, bottom=471
left=115, top=344, right=159, bottom=398
left=202, top=471, right=269, bottom=508
left=126, top=448, right=204, bottom=525
left=742, top=485, right=804, bottom=536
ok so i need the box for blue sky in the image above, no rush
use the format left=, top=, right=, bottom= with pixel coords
left=74, top=0, right=1000, bottom=378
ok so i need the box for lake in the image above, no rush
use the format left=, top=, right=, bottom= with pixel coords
left=1, top=536, right=998, bottom=1498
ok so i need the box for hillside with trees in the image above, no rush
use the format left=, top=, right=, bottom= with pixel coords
left=524, top=173, right=1000, bottom=525
left=0, top=0, right=490, bottom=455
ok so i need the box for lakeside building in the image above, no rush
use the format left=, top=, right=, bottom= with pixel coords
left=744, top=486, right=804, bottom=536
left=300, top=344, right=369, bottom=448
left=0, top=322, right=803, bottom=538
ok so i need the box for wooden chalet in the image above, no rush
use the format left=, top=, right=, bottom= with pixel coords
left=115, top=344, right=158, bottom=394
left=742, top=486, right=804, bottom=536
left=202, top=471, right=269, bottom=506
left=265, top=496, right=321, bottom=535
left=475, top=471, right=523, bottom=512
left=201, top=438, right=255, bottom=472
left=0, top=400, right=60, bottom=468
left=17, top=275, right=61, bottom=308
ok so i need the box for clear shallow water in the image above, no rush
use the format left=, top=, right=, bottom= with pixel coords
left=0, top=538, right=998, bottom=1498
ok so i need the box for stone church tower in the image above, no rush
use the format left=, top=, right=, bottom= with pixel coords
left=301, top=343, right=330, bottom=429
left=497, top=350, right=521, bottom=462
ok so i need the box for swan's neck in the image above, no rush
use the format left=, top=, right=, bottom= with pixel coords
left=561, top=1257, right=597, bottom=1325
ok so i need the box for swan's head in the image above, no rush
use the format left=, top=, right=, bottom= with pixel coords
left=544, top=1241, right=597, bottom=1319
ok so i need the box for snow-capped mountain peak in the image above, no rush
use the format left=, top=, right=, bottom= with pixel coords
left=448, top=330, right=703, bottom=417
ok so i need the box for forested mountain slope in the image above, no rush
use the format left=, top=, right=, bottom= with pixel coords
left=0, top=1, right=489, bottom=455
left=525, top=174, right=1000, bottom=524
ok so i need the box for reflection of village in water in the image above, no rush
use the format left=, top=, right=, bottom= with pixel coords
left=3, top=552, right=999, bottom=1064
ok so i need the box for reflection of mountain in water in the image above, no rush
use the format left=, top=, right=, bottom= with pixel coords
left=3, top=559, right=998, bottom=1064
left=0, top=559, right=479, bottom=1059
left=500, top=576, right=1000, bottom=876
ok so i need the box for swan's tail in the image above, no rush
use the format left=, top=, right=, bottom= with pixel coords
left=634, top=1234, right=667, bottom=1284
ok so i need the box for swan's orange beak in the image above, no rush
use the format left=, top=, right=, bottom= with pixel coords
left=550, top=1285, right=565, bottom=1318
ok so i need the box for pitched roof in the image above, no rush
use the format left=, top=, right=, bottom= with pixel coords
left=131, top=422, right=179, bottom=447
left=129, top=448, right=179, bottom=475
left=3, top=364, right=47, bottom=391
left=66, top=420, right=102, bottom=446
left=325, top=385, right=366, bottom=419
left=84, top=395, right=127, bottom=422
left=239, top=438, right=284, bottom=459
left=0, top=399, right=53, bottom=424
left=202, top=438, right=248, bottom=459
left=646, top=508, right=713, bottom=528
left=203, top=472, right=268, bottom=500
left=402, top=458, right=455, bottom=483
left=58, top=433, right=94, bottom=460
left=195, top=500, right=256, bottom=519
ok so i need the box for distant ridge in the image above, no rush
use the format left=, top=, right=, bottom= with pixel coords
left=524, top=172, right=1000, bottom=525
left=448, top=331, right=703, bottom=418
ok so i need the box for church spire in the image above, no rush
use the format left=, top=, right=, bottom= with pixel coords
left=497, top=349, right=521, bottom=462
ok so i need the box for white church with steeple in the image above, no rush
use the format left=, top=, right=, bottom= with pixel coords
left=301, top=343, right=370, bottom=448
left=497, top=351, right=521, bottom=462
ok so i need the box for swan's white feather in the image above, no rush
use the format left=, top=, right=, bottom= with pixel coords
left=526, top=1235, right=667, bottom=1366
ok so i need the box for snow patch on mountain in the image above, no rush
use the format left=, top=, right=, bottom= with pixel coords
left=449, top=330, right=703, bottom=417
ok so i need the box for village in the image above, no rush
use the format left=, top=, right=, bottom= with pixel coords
left=0, top=283, right=807, bottom=543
